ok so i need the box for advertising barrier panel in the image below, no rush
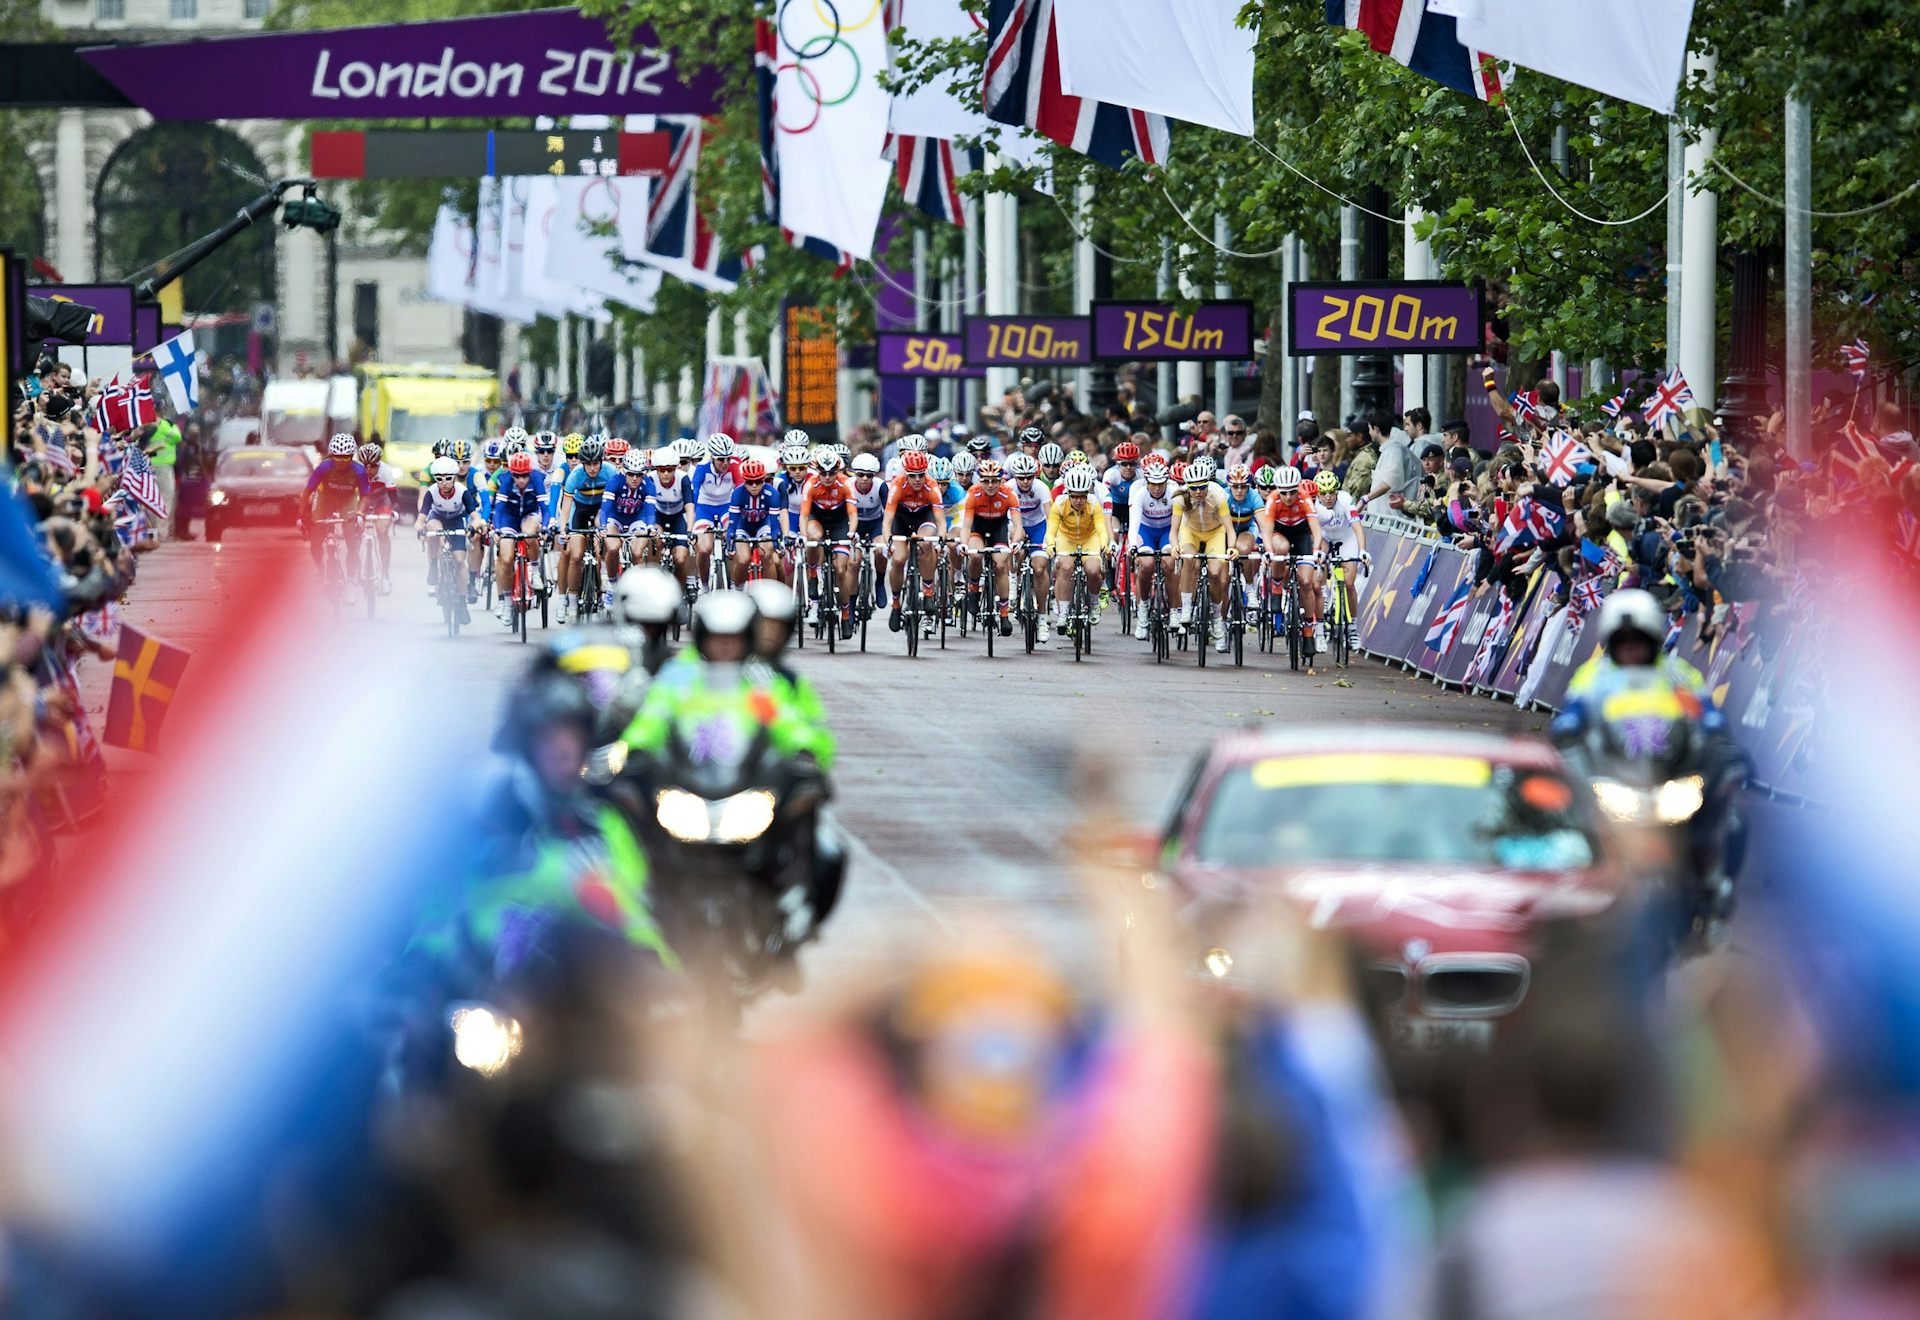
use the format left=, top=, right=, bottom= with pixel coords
left=29, top=285, right=136, bottom=346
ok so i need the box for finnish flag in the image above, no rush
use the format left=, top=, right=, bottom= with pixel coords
left=151, top=330, right=199, bottom=415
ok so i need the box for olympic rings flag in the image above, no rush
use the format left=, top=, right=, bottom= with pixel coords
left=770, top=0, right=893, bottom=262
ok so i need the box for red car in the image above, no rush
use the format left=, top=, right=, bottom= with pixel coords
left=1155, top=725, right=1628, bottom=1050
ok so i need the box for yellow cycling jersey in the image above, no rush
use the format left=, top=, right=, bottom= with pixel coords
left=1045, top=492, right=1112, bottom=553
left=1172, top=484, right=1231, bottom=536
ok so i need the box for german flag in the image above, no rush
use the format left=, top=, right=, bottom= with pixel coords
left=103, top=626, right=191, bottom=754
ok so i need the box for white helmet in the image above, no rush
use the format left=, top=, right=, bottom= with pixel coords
left=900, top=433, right=928, bottom=453
left=1142, top=460, right=1171, bottom=484
left=1272, top=465, right=1302, bottom=492
left=743, top=578, right=797, bottom=626
left=952, top=453, right=977, bottom=476
left=1185, top=456, right=1216, bottom=486
left=428, top=457, right=460, bottom=480
left=929, top=456, right=953, bottom=482
left=613, top=566, right=681, bottom=626
left=782, top=427, right=810, bottom=448
left=1006, top=452, right=1038, bottom=478
left=779, top=443, right=811, bottom=467
left=816, top=450, right=844, bottom=474
left=1038, top=442, right=1065, bottom=466
left=851, top=452, right=881, bottom=475
left=1063, top=466, right=1096, bottom=495
left=621, top=451, right=647, bottom=476
left=1594, top=588, right=1665, bottom=663
left=705, top=432, right=737, bottom=459
left=652, top=447, right=678, bottom=469
left=328, top=433, right=357, bottom=458
left=672, top=436, right=702, bottom=461
left=502, top=424, right=529, bottom=449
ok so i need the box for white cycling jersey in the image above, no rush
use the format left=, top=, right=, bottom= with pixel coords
left=1128, top=478, right=1176, bottom=532
left=1011, top=476, right=1050, bottom=528
left=850, top=476, right=887, bottom=520
left=1316, top=491, right=1362, bottom=547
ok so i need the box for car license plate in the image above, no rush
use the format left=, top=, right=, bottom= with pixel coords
left=253, top=500, right=283, bottom=517
left=1391, top=1015, right=1495, bottom=1053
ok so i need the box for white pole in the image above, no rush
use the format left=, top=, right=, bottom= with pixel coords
left=1280, top=235, right=1297, bottom=442
left=1402, top=207, right=1431, bottom=417
left=983, top=172, right=1016, bottom=409
left=733, top=308, right=751, bottom=358
left=1666, top=119, right=1685, bottom=375
left=1294, top=238, right=1310, bottom=433
left=963, top=195, right=981, bottom=426
left=1176, top=247, right=1204, bottom=410
left=1212, top=208, right=1231, bottom=419
left=1157, top=242, right=1175, bottom=443
left=1784, top=88, right=1811, bottom=460
left=939, top=250, right=958, bottom=423
left=611, top=323, right=627, bottom=407
left=557, top=314, right=574, bottom=397
left=1680, top=54, right=1719, bottom=410
left=1074, top=178, right=1096, bottom=415
left=1339, top=206, right=1359, bottom=427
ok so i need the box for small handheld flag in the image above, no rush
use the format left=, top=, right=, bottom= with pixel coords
left=1842, top=339, right=1870, bottom=380
left=151, top=330, right=199, bottom=414
left=1424, top=579, right=1472, bottom=655
left=1644, top=370, right=1694, bottom=430
left=103, top=624, right=192, bottom=753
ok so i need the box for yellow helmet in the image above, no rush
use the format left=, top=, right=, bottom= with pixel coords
left=1315, top=470, right=1340, bottom=493
left=562, top=432, right=585, bottom=457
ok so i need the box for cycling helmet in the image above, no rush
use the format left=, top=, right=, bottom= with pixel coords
left=952, top=453, right=977, bottom=477
left=1006, top=452, right=1038, bottom=478
left=1315, top=470, right=1341, bottom=493
left=929, top=456, right=953, bottom=482
left=739, top=458, right=770, bottom=482
left=977, top=458, right=1004, bottom=481
left=1227, top=464, right=1251, bottom=485
left=1170, top=461, right=1189, bottom=483
left=705, top=432, right=737, bottom=460
left=430, top=439, right=452, bottom=459
left=1595, top=588, right=1665, bottom=664
left=900, top=433, right=929, bottom=453
left=562, top=433, right=585, bottom=457
left=672, top=436, right=701, bottom=462
left=502, top=425, right=529, bottom=449
left=579, top=437, right=606, bottom=463
left=1142, top=459, right=1170, bottom=484
left=613, top=567, right=682, bottom=628
left=507, top=451, right=534, bottom=476
left=1018, top=426, right=1045, bottom=447
left=652, top=447, right=678, bottom=469
left=1184, top=457, right=1216, bottom=485
left=428, top=457, right=460, bottom=481
left=691, top=589, right=757, bottom=654
left=967, top=435, right=992, bottom=455
left=1063, top=466, right=1097, bottom=495
left=1273, top=466, right=1303, bottom=492
left=782, top=427, right=811, bottom=448
left=481, top=438, right=506, bottom=461
left=606, top=437, right=630, bottom=459
left=779, top=443, right=811, bottom=468
left=809, top=444, right=833, bottom=468
left=851, top=453, right=881, bottom=476
left=816, top=451, right=844, bottom=474
left=1112, top=441, right=1141, bottom=463
left=620, top=451, right=647, bottom=476
left=831, top=442, right=852, bottom=464
left=533, top=430, right=559, bottom=454
left=1254, top=465, right=1278, bottom=490
left=902, top=450, right=930, bottom=475
left=1038, top=442, right=1065, bottom=466
left=1064, top=448, right=1089, bottom=468
left=449, top=439, right=473, bottom=463
left=327, top=433, right=356, bottom=458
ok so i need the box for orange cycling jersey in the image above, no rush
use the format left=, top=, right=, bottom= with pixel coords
left=803, top=474, right=852, bottom=512
left=1266, top=490, right=1317, bottom=528
left=964, top=483, right=1020, bottom=520
left=887, top=475, right=944, bottom=513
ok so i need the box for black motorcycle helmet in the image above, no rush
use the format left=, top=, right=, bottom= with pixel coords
left=499, top=672, right=596, bottom=757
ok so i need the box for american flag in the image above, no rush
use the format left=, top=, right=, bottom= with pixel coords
left=120, top=447, right=169, bottom=520
left=1465, top=589, right=1516, bottom=686
left=888, top=133, right=978, bottom=227
left=645, top=115, right=744, bottom=291
left=1842, top=338, right=1871, bottom=380
left=36, top=434, right=77, bottom=476
left=1644, top=369, right=1694, bottom=429
left=984, top=0, right=1170, bottom=171
left=753, top=18, right=859, bottom=272
left=1424, top=578, right=1472, bottom=654
left=1539, top=430, right=1592, bottom=485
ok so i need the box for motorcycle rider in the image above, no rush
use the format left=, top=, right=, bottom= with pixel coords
left=595, top=567, right=684, bottom=744
left=1552, top=589, right=1715, bottom=737
left=743, top=578, right=831, bottom=765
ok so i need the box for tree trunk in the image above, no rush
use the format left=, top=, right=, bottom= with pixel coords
left=1256, top=263, right=1286, bottom=436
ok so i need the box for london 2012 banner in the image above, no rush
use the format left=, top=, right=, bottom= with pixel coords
left=79, top=9, right=722, bottom=122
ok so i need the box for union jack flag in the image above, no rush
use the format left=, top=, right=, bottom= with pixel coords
left=1570, top=574, right=1606, bottom=620
left=1465, top=589, right=1516, bottom=686
left=108, top=490, right=149, bottom=546
left=1326, top=0, right=1507, bottom=102
left=645, top=115, right=744, bottom=291
left=1424, top=578, right=1472, bottom=654
left=1842, top=338, right=1871, bottom=380
left=119, top=446, right=168, bottom=520
left=887, top=132, right=979, bottom=227
left=1896, top=509, right=1920, bottom=563
left=1600, top=391, right=1628, bottom=418
left=1539, top=430, right=1592, bottom=485
left=753, top=19, right=858, bottom=273
left=984, top=0, right=1170, bottom=171
left=1663, top=612, right=1685, bottom=653
left=1643, top=369, right=1694, bottom=430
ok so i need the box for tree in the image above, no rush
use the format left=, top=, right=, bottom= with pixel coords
left=0, top=0, right=55, bottom=265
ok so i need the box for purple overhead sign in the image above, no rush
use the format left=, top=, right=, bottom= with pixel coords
left=1288, top=281, right=1483, bottom=354
left=877, top=333, right=983, bottom=378
left=1090, top=301, right=1256, bottom=361
left=79, top=8, right=722, bottom=122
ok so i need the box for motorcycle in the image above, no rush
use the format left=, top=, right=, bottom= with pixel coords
left=1560, top=669, right=1747, bottom=953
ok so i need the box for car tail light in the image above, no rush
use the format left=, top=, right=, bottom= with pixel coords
left=1417, top=955, right=1530, bottom=1018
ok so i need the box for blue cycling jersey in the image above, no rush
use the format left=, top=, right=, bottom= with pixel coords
left=774, top=472, right=808, bottom=535
left=304, top=458, right=369, bottom=505
left=599, top=473, right=650, bottom=526
left=1227, top=487, right=1263, bottom=532
left=491, top=470, right=549, bottom=528
left=727, top=481, right=787, bottom=536
left=467, top=467, right=496, bottom=521
left=690, top=459, right=740, bottom=513
left=562, top=461, right=613, bottom=511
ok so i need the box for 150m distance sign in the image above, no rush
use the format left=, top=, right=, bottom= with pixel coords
left=1288, top=281, right=1483, bottom=354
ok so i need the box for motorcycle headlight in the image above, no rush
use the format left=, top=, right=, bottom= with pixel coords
left=1591, top=778, right=1647, bottom=822
left=713, top=789, right=776, bottom=843
left=655, top=789, right=711, bottom=842
left=449, top=1004, right=523, bottom=1077
left=603, top=740, right=629, bottom=777
left=1654, top=775, right=1705, bottom=823
left=1202, top=947, right=1235, bottom=979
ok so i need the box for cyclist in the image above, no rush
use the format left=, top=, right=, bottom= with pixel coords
left=690, top=432, right=742, bottom=590
left=1103, top=440, right=1140, bottom=543
left=1038, top=441, right=1066, bottom=489
left=1256, top=465, right=1326, bottom=649
left=726, top=458, right=788, bottom=585
left=491, top=450, right=551, bottom=625
left=417, top=456, right=480, bottom=617
left=849, top=453, right=888, bottom=606
left=952, top=451, right=978, bottom=497
left=1127, top=458, right=1178, bottom=642
left=1312, top=469, right=1370, bottom=651
left=964, top=433, right=997, bottom=465
left=641, top=447, right=695, bottom=583
left=1225, top=463, right=1265, bottom=609
left=957, top=457, right=1020, bottom=637
left=880, top=449, right=945, bottom=635
left=776, top=442, right=814, bottom=539
left=597, top=449, right=652, bottom=589
left=301, top=433, right=371, bottom=582
left=884, top=432, right=927, bottom=482
left=1013, top=424, right=1045, bottom=461
left=672, top=435, right=702, bottom=468
left=555, top=436, right=611, bottom=624
left=1044, top=466, right=1111, bottom=639
left=1170, top=456, right=1234, bottom=652
left=1007, top=452, right=1051, bottom=580
left=357, top=441, right=400, bottom=595
left=799, top=450, right=859, bottom=641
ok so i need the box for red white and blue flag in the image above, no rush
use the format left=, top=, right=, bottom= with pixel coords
left=1570, top=574, right=1606, bottom=621
left=1842, top=338, right=1871, bottom=380
left=1424, top=578, right=1473, bottom=654
left=119, top=447, right=168, bottom=520
left=888, top=132, right=979, bottom=227
left=645, top=115, right=744, bottom=290
left=1465, top=589, right=1516, bottom=686
left=1600, top=390, right=1628, bottom=419
left=1508, top=389, right=1540, bottom=425
left=1644, top=369, right=1694, bottom=430
left=1539, top=430, right=1593, bottom=485
left=984, top=0, right=1170, bottom=171
left=753, top=18, right=858, bottom=272
left=1326, top=0, right=1506, bottom=102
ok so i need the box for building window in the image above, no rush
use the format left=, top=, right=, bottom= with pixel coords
left=96, top=0, right=126, bottom=22
left=170, top=0, right=199, bottom=21
left=244, top=0, right=271, bottom=18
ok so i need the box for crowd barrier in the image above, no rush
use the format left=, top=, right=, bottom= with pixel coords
left=1350, top=517, right=1817, bottom=801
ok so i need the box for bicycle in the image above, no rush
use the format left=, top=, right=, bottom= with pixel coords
left=577, top=541, right=605, bottom=622
left=1059, top=548, right=1100, bottom=662
left=310, top=515, right=357, bottom=623
left=1138, top=547, right=1173, bottom=663
left=1112, top=533, right=1135, bottom=639
left=1323, top=552, right=1361, bottom=668
left=852, top=534, right=877, bottom=653
left=358, top=512, right=392, bottom=621
left=962, top=544, right=1011, bottom=658
left=422, top=528, right=469, bottom=638
left=895, top=534, right=927, bottom=660
left=477, top=524, right=496, bottom=615
left=1186, top=549, right=1220, bottom=670
left=932, top=535, right=955, bottom=650
left=807, top=538, right=855, bottom=652
left=1268, top=551, right=1317, bottom=672
left=496, top=528, right=540, bottom=642
left=1014, top=542, right=1042, bottom=654
left=1221, top=548, right=1247, bottom=667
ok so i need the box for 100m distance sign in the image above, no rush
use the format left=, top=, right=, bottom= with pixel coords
left=1288, top=281, right=1483, bottom=354
left=963, top=316, right=1093, bottom=367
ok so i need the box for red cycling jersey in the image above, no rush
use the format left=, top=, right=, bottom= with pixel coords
left=802, top=473, right=852, bottom=512
left=1266, top=490, right=1318, bottom=528
left=886, top=475, right=944, bottom=513
left=964, top=483, right=1020, bottom=520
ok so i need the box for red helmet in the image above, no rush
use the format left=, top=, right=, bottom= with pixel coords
left=1170, top=460, right=1189, bottom=483
left=739, top=458, right=769, bottom=481
left=1113, top=441, right=1140, bottom=462
left=902, top=450, right=930, bottom=474
left=606, top=437, right=630, bottom=458
left=507, top=451, right=533, bottom=475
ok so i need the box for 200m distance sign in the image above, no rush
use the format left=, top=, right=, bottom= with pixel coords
left=1288, top=281, right=1483, bottom=354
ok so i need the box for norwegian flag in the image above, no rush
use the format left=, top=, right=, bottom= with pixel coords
left=753, top=19, right=858, bottom=272
left=1508, top=389, right=1540, bottom=425
left=1539, top=430, right=1592, bottom=485
left=119, top=447, right=169, bottom=520
left=1842, top=338, right=1871, bottom=380
left=1644, top=369, right=1694, bottom=430
left=645, top=115, right=744, bottom=291
left=888, top=133, right=979, bottom=227
left=984, top=0, right=1171, bottom=171
left=1424, top=578, right=1472, bottom=654
left=94, top=378, right=158, bottom=434
left=1466, top=590, right=1516, bottom=686
left=1600, top=391, right=1628, bottom=419
left=1896, top=510, right=1920, bottom=564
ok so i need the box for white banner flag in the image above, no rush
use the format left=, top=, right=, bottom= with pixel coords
left=520, top=177, right=614, bottom=322
left=772, top=2, right=891, bottom=260
left=1451, top=0, right=1696, bottom=115
left=545, top=175, right=662, bottom=312
left=1053, top=0, right=1255, bottom=137
left=425, top=205, right=476, bottom=309
left=466, top=180, right=538, bottom=325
